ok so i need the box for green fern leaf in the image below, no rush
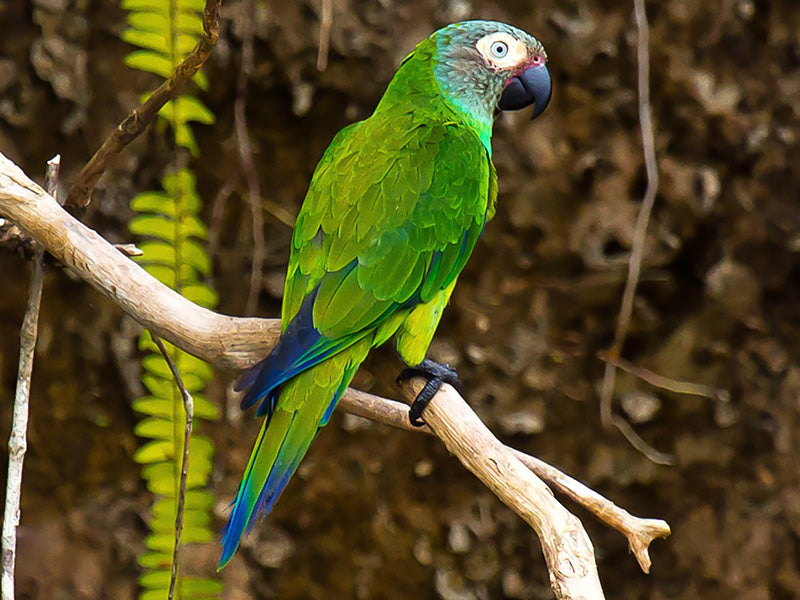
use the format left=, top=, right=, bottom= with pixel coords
left=182, top=285, right=218, bottom=308
left=187, top=394, right=219, bottom=420
left=125, top=50, right=175, bottom=78
left=134, top=417, right=174, bottom=439
left=174, top=96, right=215, bottom=125
left=192, top=70, right=209, bottom=91
left=124, top=0, right=220, bottom=594
left=126, top=12, right=170, bottom=35
left=121, top=29, right=169, bottom=54
left=130, top=191, right=174, bottom=214
left=122, top=0, right=170, bottom=12
left=138, top=551, right=172, bottom=569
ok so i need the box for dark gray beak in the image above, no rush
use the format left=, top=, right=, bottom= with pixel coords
left=498, top=63, right=552, bottom=119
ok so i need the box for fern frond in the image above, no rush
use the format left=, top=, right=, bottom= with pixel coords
left=123, top=0, right=215, bottom=155
left=122, top=0, right=220, bottom=594
left=129, top=168, right=220, bottom=599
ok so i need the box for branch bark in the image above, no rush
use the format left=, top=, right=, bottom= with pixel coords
left=338, top=390, right=668, bottom=574
left=0, top=151, right=671, bottom=598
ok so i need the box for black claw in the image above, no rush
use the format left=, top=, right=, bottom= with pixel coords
left=408, top=376, right=442, bottom=427
left=397, top=359, right=462, bottom=426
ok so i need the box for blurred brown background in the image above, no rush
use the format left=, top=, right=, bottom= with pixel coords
left=1, top=0, right=799, bottom=598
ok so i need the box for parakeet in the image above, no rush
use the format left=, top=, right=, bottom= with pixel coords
left=219, top=19, right=551, bottom=567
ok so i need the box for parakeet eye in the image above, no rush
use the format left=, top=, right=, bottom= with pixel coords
left=491, top=41, right=508, bottom=58
left=476, top=33, right=527, bottom=69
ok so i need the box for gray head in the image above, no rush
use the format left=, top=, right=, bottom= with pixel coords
left=432, top=20, right=551, bottom=125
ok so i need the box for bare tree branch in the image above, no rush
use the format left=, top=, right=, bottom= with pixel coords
left=1, top=155, right=58, bottom=600
left=1, top=154, right=280, bottom=370
left=0, top=151, right=671, bottom=598
left=64, top=0, right=223, bottom=208
left=599, top=0, right=665, bottom=462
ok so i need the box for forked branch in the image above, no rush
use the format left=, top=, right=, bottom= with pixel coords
left=0, top=152, right=671, bottom=599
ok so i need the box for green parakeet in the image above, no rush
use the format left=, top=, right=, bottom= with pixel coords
left=220, top=19, right=551, bottom=567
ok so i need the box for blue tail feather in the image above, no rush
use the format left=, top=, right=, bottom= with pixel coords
left=236, top=288, right=323, bottom=413
left=218, top=419, right=273, bottom=567
left=218, top=412, right=310, bottom=568
left=249, top=428, right=308, bottom=530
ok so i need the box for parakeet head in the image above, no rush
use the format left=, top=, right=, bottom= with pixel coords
left=432, top=20, right=551, bottom=124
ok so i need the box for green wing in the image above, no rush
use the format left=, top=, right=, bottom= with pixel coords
left=283, top=113, right=494, bottom=350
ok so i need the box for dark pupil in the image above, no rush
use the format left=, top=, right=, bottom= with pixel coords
left=494, top=44, right=505, bottom=55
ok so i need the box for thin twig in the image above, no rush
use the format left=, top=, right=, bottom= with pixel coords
left=599, top=0, right=661, bottom=451
left=602, top=352, right=728, bottom=402
left=114, top=243, right=143, bottom=257
left=316, top=0, right=334, bottom=71
left=235, top=0, right=266, bottom=315
left=208, top=175, right=239, bottom=259
left=508, top=447, right=670, bottom=572
left=600, top=351, right=733, bottom=466
left=1, top=155, right=58, bottom=600
left=261, top=196, right=296, bottom=229
left=152, top=335, right=194, bottom=600
left=611, top=415, right=672, bottom=466
left=64, top=0, right=223, bottom=207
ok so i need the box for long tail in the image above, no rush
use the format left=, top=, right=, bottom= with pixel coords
left=218, top=342, right=368, bottom=569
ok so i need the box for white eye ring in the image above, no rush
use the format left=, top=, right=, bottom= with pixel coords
left=490, top=41, right=508, bottom=58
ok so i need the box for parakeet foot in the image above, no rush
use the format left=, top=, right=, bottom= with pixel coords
left=396, top=359, right=462, bottom=427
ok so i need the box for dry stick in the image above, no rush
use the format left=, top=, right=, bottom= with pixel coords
left=316, top=0, right=334, bottom=71
left=234, top=0, right=266, bottom=316
left=1, top=156, right=58, bottom=600
left=602, top=353, right=728, bottom=403
left=0, top=253, right=42, bottom=600
left=508, top=449, right=669, bottom=574
left=600, top=352, right=730, bottom=470
left=64, top=0, right=223, bottom=208
left=115, top=243, right=143, bottom=257
left=151, top=335, right=194, bottom=600
left=0, top=150, right=670, bottom=569
left=208, top=176, right=238, bottom=259
left=0, top=153, right=671, bottom=593
left=598, top=0, right=668, bottom=465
